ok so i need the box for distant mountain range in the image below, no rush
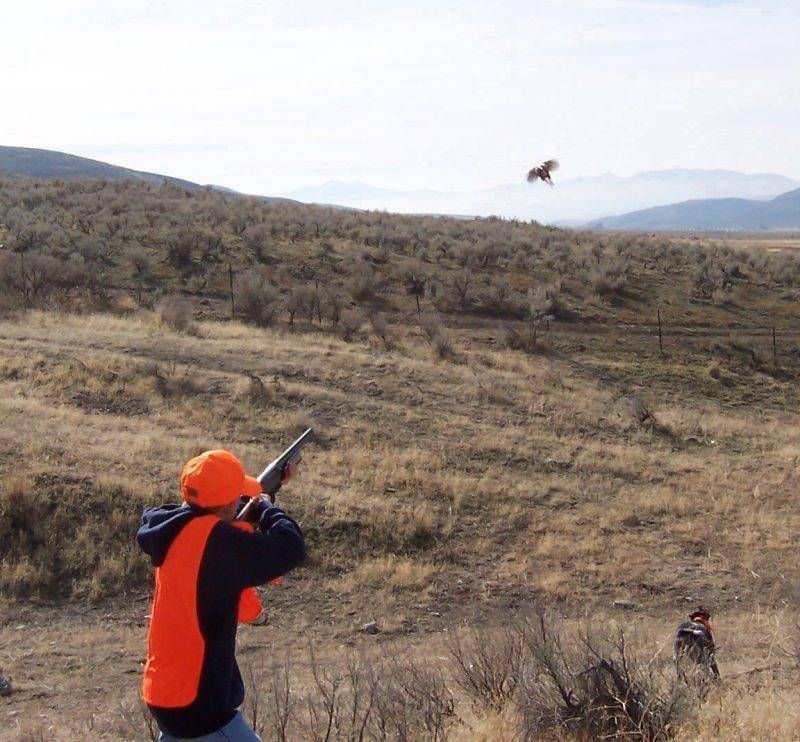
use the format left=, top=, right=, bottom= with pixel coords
left=589, top=187, right=800, bottom=231
left=2, top=146, right=799, bottom=230
left=286, top=170, right=800, bottom=224
left=0, top=146, right=296, bottom=204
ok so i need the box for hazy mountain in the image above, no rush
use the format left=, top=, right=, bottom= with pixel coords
left=589, top=187, right=800, bottom=231
left=286, top=170, right=799, bottom=224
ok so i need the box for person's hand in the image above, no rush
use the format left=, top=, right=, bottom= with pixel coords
left=242, top=495, right=271, bottom=523
left=282, top=460, right=299, bottom=483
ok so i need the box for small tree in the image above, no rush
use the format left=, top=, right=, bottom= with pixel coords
left=283, top=287, right=308, bottom=327
left=402, top=260, right=429, bottom=313
left=450, top=268, right=474, bottom=309
left=320, top=290, right=344, bottom=325
left=126, top=246, right=154, bottom=304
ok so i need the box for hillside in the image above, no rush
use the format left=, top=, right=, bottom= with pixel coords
left=0, top=145, right=204, bottom=189
left=287, top=169, right=800, bottom=224
left=2, top=177, right=800, bottom=739
left=3, top=175, right=800, bottom=329
left=591, top=186, right=800, bottom=231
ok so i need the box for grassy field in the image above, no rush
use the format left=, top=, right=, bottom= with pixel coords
left=1, top=289, right=799, bottom=738
left=2, top=180, right=800, bottom=738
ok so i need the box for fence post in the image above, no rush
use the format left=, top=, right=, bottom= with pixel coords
left=657, top=308, right=664, bottom=356
left=228, top=263, right=235, bottom=319
left=773, top=326, right=778, bottom=371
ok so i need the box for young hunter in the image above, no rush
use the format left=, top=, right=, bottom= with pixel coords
left=136, top=449, right=306, bottom=741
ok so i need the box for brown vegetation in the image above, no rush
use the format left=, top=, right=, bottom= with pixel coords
left=1, top=177, right=800, bottom=738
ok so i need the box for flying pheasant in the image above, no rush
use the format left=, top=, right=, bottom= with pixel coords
left=526, top=159, right=559, bottom=187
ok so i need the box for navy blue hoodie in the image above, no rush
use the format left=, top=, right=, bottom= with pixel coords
left=136, top=501, right=305, bottom=738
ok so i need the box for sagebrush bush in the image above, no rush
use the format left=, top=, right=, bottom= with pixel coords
left=155, top=294, right=195, bottom=333
left=1, top=174, right=797, bottom=334
left=369, top=310, right=396, bottom=351
left=590, top=260, right=628, bottom=297
left=237, top=273, right=281, bottom=326
left=340, top=308, right=365, bottom=341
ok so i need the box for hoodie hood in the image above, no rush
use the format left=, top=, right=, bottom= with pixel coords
left=136, top=503, right=198, bottom=566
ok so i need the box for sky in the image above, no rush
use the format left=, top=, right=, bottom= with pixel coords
left=1, top=0, right=799, bottom=195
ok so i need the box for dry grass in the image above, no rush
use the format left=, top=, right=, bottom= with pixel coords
left=1, top=291, right=799, bottom=737
left=2, top=307, right=799, bottom=610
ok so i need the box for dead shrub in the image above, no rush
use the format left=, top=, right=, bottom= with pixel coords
left=529, top=281, right=570, bottom=320
left=420, top=312, right=443, bottom=342
left=448, top=624, right=525, bottom=711
left=320, top=290, right=345, bottom=325
left=144, top=361, right=200, bottom=398
left=286, top=411, right=316, bottom=438
left=114, top=696, right=159, bottom=741
left=155, top=295, right=198, bottom=334
left=433, top=332, right=455, bottom=361
left=242, top=656, right=294, bottom=741
left=516, top=614, right=689, bottom=741
left=242, top=646, right=454, bottom=742
left=238, top=372, right=275, bottom=407
left=503, top=323, right=547, bottom=354
left=346, top=260, right=379, bottom=302
left=386, top=654, right=455, bottom=741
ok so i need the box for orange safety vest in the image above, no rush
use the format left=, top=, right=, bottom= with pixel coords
left=142, top=516, right=262, bottom=708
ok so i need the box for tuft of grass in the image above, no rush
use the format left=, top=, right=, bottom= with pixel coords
left=339, top=555, right=436, bottom=594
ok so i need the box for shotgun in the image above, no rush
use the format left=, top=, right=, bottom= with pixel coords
left=238, top=427, right=313, bottom=521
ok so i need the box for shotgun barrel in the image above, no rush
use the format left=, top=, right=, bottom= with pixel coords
left=238, top=427, right=314, bottom=522
left=257, top=427, right=314, bottom=497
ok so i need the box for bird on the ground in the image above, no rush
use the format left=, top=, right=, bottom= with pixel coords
left=674, top=606, right=720, bottom=682
left=526, top=159, right=559, bottom=187
left=0, top=671, right=11, bottom=698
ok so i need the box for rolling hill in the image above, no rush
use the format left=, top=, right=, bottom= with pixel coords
left=0, top=145, right=299, bottom=205
left=589, top=186, right=800, bottom=230
left=0, top=145, right=205, bottom=189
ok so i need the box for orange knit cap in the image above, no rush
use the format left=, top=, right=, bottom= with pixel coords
left=180, top=450, right=262, bottom=508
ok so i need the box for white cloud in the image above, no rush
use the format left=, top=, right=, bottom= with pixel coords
left=0, top=0, right=798, bottom=194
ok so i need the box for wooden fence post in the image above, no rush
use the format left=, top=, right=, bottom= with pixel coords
left=657, top=308, right=664, bottom=356
left=228, top=263, right=235, bottom=319
left=773, top=326, right=778, bottom=371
